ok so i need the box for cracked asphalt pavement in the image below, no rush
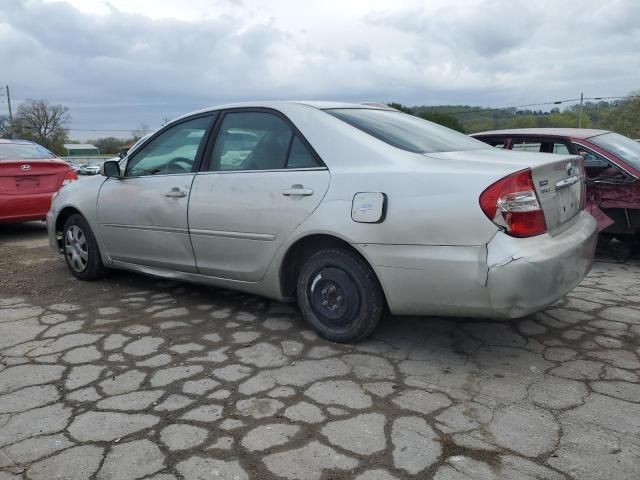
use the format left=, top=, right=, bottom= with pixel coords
left=1, top=222, right=639, bottom=480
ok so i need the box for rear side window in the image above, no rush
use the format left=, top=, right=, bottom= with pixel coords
left=326, top=108, right=489, bottom=154
left=511, top=139, right=571, bottom=155
left=553, top=143, right=570, bottom=154
left=209, top=111, right=322, bottom=171
left=287, top=136, right=320, bottom=168
left=211, top=112, right=292, bottom=171
left=512, top=140, right=542, bottom=152
left=0, top=143, right=55, bottom=160
left=476, top=137, right=508, bottom=148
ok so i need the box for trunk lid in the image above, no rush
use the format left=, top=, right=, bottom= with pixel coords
left=425, top=148, right=585, bottom=234
left=530, top=156, right=583, bottom=232
left=0, top=159, right=71, bottom=195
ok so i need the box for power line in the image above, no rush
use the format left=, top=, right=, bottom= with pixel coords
left=61, top=94, right=640, bottom=130
left=6, top=94, right=639, bottom=132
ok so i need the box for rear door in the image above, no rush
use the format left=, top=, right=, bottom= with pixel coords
left=97, top=114, right=214, bottom=272
left=188, top=109, right=330, bottom=281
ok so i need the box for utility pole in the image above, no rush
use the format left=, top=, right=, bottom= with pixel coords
left=578, top=91, right=583, bottom=128
left=1, top=85, right=12, bottom=138
left=5, top=86, right=12, bottom=125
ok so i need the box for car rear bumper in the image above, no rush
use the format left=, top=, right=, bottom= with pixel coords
left=0, top=193, right=53, bottom=223
left=360, top=211, right=597, bottom=318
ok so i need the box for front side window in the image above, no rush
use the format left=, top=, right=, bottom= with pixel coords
left=125, top=116, right=212, bottom=177
left=572, top=143, right=610, bottom=168
left=588, top=132, right=640, bottom=170
left=210, top=112, right=295, bottom=171
left=326, top=108, right=489, bottom=154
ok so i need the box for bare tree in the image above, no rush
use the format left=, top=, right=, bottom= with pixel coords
left=0, top=115, right=10, bottom=139
left=13, top=99, right=71, bottom=153
left=131, top=123, right=150, bottom=142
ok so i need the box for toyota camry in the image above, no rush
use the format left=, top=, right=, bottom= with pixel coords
left=47, top=102, right=597, bottom=342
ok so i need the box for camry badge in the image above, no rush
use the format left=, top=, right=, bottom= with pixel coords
left=20, top=164, right=32, bottom=171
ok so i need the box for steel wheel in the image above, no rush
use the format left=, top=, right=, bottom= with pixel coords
left=64, top=224, right=89, bottom=273
left=307, top=267, right=361, bottom=328
left=297, top=248, right=384, bottom=343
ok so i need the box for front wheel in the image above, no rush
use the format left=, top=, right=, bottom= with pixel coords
left=62, top=214, right=106, bottom=280
left=296, top=248, right=384, bottom=343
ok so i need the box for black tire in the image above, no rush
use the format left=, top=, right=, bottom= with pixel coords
left=296, top=248, right=384, bottom=343
left=62, top=214, right=106, bottom=280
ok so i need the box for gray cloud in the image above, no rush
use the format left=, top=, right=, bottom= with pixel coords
left=0, top=0, right=639, bottom=138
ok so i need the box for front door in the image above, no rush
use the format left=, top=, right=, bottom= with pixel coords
left=188, top=110, right=330, bottom=281
left=97, top=115, right=214, bottom=272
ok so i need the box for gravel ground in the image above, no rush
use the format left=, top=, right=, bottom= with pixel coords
left=0, top=222, right=639, bottom=480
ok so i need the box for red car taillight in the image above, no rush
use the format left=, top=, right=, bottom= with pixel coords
left=479, top=168, right=547, bottom=238
left=62, top=169, right=78, bottom=186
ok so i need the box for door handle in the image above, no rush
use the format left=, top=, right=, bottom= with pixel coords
left=163, top=188, right=187, bottom=198
left=282, top=186, right=313, bottom=197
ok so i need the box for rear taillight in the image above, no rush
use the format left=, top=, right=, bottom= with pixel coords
left=479, top=168, right=547, bottom=238
left=62, top=169, right=78, bottom=186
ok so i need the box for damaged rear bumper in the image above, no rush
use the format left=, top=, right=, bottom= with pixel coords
left=361, top=211, right=597, bottom=318
left=485, top=211, right=597, bottom=317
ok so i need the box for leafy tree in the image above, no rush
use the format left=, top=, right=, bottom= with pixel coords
left=131, top=123, right=150, bottom=141
left=12, top=99, right=70, bottom=154
left=387, top=103, right=413, bottom=114
left=417, top=111, right=466, bottom=133
left=601, top=92, right=640, bottom=138
left=88, top=137, right=126, bottom=154
left=509, top=115, right=537, bottom=128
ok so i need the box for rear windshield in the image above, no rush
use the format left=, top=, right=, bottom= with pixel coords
left=326, top=108, right=490, bottom=154
left=0, top=143, right=56, bottom=160
left=588, top=132, right=640, bottom=171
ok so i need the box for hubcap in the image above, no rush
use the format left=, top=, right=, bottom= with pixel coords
left=308, top=267, right=360, bottom=327
left=64, top=225, right=89, bottom=272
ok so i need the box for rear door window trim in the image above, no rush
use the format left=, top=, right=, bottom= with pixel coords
left=198, top=107, right=327, bottom=173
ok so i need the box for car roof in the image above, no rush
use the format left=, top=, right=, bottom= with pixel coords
left=471, top=128, right=611, bottom=139
left=0, top=139, right=37, bottom=145
left=177, top=101, right=394, bottom=120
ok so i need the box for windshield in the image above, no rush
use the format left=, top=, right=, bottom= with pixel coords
left=326, top=108, right=490, bottom=154
left=0, top=142, right=56, bottom=160
left=589, top=132, right=640, bottom=171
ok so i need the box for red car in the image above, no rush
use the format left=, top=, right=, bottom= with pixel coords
left=471, top=129, right=640, bottom=240
left=0, top=139, right=77, bottom=223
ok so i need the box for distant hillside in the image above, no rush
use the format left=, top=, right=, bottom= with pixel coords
left=390, top=94, right=640, bottom=138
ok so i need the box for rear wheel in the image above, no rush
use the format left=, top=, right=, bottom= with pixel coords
left=62, top=214, right=105, bottom=280
left=296, top=248, right=383, bottom=343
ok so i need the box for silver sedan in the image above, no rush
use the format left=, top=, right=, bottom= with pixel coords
left=47, top=102, right=597, bottom=342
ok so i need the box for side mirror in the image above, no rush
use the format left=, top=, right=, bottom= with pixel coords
left=101, top=160, right=121, bottom=178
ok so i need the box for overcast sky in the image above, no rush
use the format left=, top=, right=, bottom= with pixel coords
left=1, top=0, right=639, bottom=139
